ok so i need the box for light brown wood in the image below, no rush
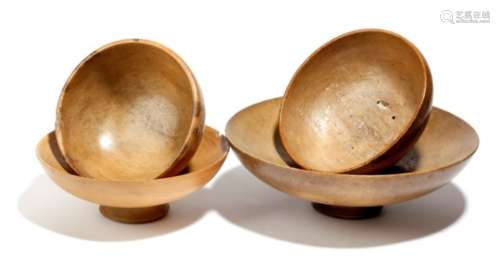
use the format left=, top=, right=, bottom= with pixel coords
left=226, top=98, right=478, bottom=217
left=36, top=126, right=228, bottom=223
left=279, top=29, right=432, bottom=174
left=56, top=39, right=205, bottom=181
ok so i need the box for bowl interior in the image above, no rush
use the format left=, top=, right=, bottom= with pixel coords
left=228, top=98, right=477, bottom=175
left=57, top=40, right=201, bottom=180
left=280, top=30, right=428, bottom=173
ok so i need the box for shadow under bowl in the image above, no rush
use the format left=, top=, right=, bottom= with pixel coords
left=36, top=126, right=228, bottom=224
left=226, top=98, right=478, bottom=219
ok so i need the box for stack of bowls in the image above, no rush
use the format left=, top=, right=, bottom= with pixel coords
left=37, top=39, right=229, bottom=223
left=226, top=29, right=478, bottom=219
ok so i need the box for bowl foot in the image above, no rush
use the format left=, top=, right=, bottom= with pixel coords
left=99, top=204, right=169, bottom=224
left=311, top=203, right=383, bottom=219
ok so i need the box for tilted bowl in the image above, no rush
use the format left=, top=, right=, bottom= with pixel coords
left=279, top=29, right=432, bottom=174
left=56, top=39, right=204, bottom=181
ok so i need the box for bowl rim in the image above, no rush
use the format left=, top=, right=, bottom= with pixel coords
left=37, top=126, right=229, bottom=183
left=54, top=38, right=204, bottom=179
left=227, top=98, right=479, bottom=179
left=278, top=28, right=432, bottom=173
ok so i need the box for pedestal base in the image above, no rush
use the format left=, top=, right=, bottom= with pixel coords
left=99, top=204, right=169, bottom=224
left=312, top=203, right=383, bottom=219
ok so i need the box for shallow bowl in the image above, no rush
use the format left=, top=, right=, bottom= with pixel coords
left=227, top=98, right=478, bottom=219
left=37, top=126, right=228, bottom=223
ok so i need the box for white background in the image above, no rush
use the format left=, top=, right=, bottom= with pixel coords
left=1, top=0, right=499, bottom=279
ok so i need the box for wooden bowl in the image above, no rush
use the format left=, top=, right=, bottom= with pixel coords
left=226, top=98, right=478, bottom=219
left=279, top=29, right=432, bottom=174
left=37, top=126, right=228, bottom=224
left=56, top=39, right=204, bottom=181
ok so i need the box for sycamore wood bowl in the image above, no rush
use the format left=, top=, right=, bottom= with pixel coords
left=37, top=126, right=228, bottom=224
left=279, top=29, right=432, bottom=174
left=56, top=39, right=204, bottom=181
left=226, top=98, right=478, bottom=219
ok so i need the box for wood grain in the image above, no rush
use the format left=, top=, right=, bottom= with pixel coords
left=56, top=39, right=205, bottom=181
left=226, top=98, right=478, bottom=208
left=37, top=126, right=228, bottom=209
left=279, top=29, right=432, bottom=174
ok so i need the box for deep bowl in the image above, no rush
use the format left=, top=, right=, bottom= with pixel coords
left=56, top=39, right=205, bottom=181
left=279, top=29, right=432, bottom=174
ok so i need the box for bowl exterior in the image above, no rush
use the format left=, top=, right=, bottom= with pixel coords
left=231, top=145, right=470, bottom=206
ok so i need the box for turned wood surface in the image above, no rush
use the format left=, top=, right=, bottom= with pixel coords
left=99, top=204, right=169, bottom=224
left=279, top=29, right=432, bottom=174
left=37, top=126, right=228, bottom=208
left=226, top=98, right=478, bottom=207
left=56, top=39, right=204, bottom=181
